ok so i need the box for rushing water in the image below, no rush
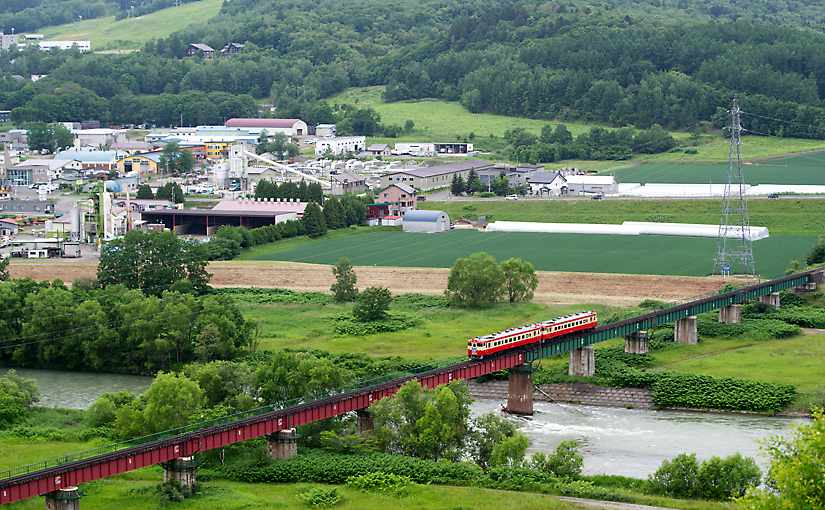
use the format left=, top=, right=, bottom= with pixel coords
left=9, top=368, right=152, bottom=410
left=472, top=400, right=805, bottom=478
left=9, top=369, right=805, bottom=478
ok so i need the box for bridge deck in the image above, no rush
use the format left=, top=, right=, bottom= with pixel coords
left=0, top=269, right=819, bottom=505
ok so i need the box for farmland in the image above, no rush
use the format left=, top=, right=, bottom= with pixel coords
left=610, top=152, right=825, bottom=185
left=420, top=198, right=825, bottom=236
left=237, top=229, right=813, bottom=278
left=39, top=0, right=222, bottom=51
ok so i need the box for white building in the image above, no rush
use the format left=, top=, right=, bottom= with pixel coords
left=402, top=210, right=451, bottom=233
left=38, top=40, right=91, bottom=52
left=393, top=142, right=435, bottom=157
left=74, top=129, right=126, bottom=148
left=564, top=175, right=617, bottom=195
left=315, top=136, right=366, bottom=157
left=525, top=171, right=567, bottom=196
left=224, top=118, right=308, bottom=137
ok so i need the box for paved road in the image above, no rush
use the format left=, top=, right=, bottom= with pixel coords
left=560, top=497, right=677, bottom=510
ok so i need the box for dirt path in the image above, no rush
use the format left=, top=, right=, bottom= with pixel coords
left=9, top=260, right=748, bottom=306
left=559, top=497, right=678, bottom=510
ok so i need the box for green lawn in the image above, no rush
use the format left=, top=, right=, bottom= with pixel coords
left=610, top=151, right=825, bottom=185
left=240, top=296, right=612, bottom=359
left=420, top=198, right=825, bottom=237
left=650, top=330, right=825, bottom=410
left=237, top=229, right=813, bottom=278
left=0, top=439, right=100, bottom=472
left=39, top=0, right=222, bottom=51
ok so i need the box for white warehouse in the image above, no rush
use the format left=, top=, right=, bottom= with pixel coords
left=402, top=210, right=451, bottom=233
left=315, top=136, right=366, bottom=156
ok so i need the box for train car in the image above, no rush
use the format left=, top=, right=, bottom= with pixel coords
left=467, top=311, right=597, bottom=358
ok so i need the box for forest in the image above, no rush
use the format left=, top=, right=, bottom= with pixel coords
left=3, top=0, right=825, bottom=136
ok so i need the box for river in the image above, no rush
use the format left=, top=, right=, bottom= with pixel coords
left=9, top=369, right=803, bottom=478
left=474, top=400, right=804, bottom=478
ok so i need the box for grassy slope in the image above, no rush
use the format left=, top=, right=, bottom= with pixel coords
left=419, top=198, right=825, bottom=236
left=39, top=0, right=223, bottom=51
left=240, top=296, right=614, bottom=359
left=649, top=330, right=825, bottom=411
left=330, top=87, right=825, bottom=165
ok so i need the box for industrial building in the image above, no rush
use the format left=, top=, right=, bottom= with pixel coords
left=392, top=142, right=474, bottom=157
left=402, top=210, right=451, bottom=233
left=330, top=172, right=367, bottom=195
left=225, top=118, right=308, bottom=137
left=315, top=136, right=366, bottom=156
left=381, top=160, right=493, bottom=191
left=141, top=198, right=303, bottom=235
left=7, top=160, right=78, bottom=186
left=54, top=150, right=126, bottom=171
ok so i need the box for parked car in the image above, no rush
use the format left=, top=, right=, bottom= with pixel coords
left=505, top=194, right=519, bottom=200
left=591, top=193, right=604, bottom=200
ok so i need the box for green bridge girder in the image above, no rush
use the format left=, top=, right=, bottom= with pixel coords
left=524, top=270, right=817, bottom=363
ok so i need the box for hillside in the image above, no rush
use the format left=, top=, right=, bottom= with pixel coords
left=38, top=0, right=223, bottom=51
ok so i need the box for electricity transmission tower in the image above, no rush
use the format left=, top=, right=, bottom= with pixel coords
left=715, top=97, right=756, bottom=277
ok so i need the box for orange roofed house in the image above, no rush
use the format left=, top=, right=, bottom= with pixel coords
left=368, top=183, right=417, bottom=225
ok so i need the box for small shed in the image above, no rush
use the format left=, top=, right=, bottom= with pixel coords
left=402, top=210, right=450, bottom=233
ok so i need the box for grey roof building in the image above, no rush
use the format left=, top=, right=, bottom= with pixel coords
left=381, top=160, right=493, bottom=191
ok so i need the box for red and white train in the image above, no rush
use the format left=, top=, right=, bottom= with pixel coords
left=467, top=311, right=598, bottom=358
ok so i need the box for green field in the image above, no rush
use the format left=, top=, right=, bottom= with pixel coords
left=39, top=0, right=222, bottom=51
left=238, top=229, right=813, bottom=278
left=610, top=152, right=825, bottom=184
left=421, top=199, right=825, bottom=237
left=330, top=87, right=825, bottom=164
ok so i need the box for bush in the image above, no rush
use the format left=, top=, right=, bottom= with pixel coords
left=297, top=487, right=342, bottom=507
left=331, top=314, right=420, bottom=336
left=696, top=454, right=761, bottom=500
left=531, top=440, right=583, bottom=479
left=648, top=453, right=700, bottom=498
left=0, top=370, right=39, bottom=427
left=353, top=287, right=392, bottom=322
left=346, top=472, right=412, bottom=495
left=651, top=373, right=796, bottom=412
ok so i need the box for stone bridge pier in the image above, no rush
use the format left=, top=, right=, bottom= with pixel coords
left=569, top=346, right=595, bottom=376
left=505, top=364, right=534, bottom=415
left=45, top=487, right=80, bottom=510
left=624, top=331, right=648, bottom=354
left=162, top=456, right=197, bottom=496
left=674, top=316, right=698, bottom=344
left=267, top=428, right=298, bottom=460
left=759, top=292, right=781, bottom=309
left=355, top=409, right=373, bottom=433
left=719, top=304, right=742, bottom=324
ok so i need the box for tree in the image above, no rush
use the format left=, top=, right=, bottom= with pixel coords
left=648, top=453, right=700, bottom=498
left=331, top=257, right=358, bottom=302
left=158, top=142, right=194, bottom=175
left=446, top=252, right=504, bottom=307
left=738, top=409, right=825, bottom=509
left=465, top=170, right=481, bottom=194
left=469, top=412, right=519, bottom=468
left=255, top=351, right=350, bottom=406
left=372, top=380, right=471, bottom=461
left=302, top=202, right=327, bottom=238
left=450, top=174, right=465, bottom=195
left=141, top=372, right=205, bottom=434
left=156, top=182, right=184, bottom=204
left=98, top=230, right=211, bottom=295
left=136, top=184, right=154, bottom=199
left=807, top=234, right=825, bottom=265
left=26, top=123, right=73, bottom=153
left=531, top=440, right=584, bottom=479
left=500, top=257, right=539, bottom=303
left=0, top=256, right=9, bottom=282
left=490, top=433, right=529, bottom=468
left=0, top=369, right=38, bottom=427
left=256, top=129, right=270, bottom=155
left=323, top=196, right=346, bottom=229
left=270, top=133, right=288, bottom=160
left=403, top=119, right=415, bottom=133
left=353, top=287, right=391, bottom=322
left=697, top=454, right=760, bottom=500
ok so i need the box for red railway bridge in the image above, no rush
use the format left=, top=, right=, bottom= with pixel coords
left=1, top=269, right=822, bottom=508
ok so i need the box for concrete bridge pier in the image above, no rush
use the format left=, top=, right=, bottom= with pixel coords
left=568, top=346, right=596, bottom=376
left=162, top=457, right=197, bottom=496
left=505, top=364, right=534, bottom=415
left=267, top=429, right=298, bottom=459
left=674, top=316, right=698, bottom=344
left=719, top=304, right=742, bottom=324
left=45, top=487, right=80, bottom=510
left=624, top=331, right=648, bottom=354
left=759, top=292, right=781, bottom=309
left=355, top=409, right=373, bottom=433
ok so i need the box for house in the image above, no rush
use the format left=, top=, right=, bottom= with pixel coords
left=245, top=167, right=281, bottom=191
left=220, top=42, right=245, bottom=55
left=187, top=43, right=215, bottom=58
left=381, top=160, right=493, bottom=192
left=369, top=183, right=417, bottom=220
left=0, top=130, right=29, bottom=151
left=315, top=124, right=336, bottom=138
left=330, top=172, right=367, bottom=196
left=117, top=152, right=162, bottom=174
left=315, top=136, right=366, bottom=157
left=402, top=210, right=450, bottom=233
left=54, top=150, right=125, bottom=171
left=7, top=159, right=79, bottom=186
left=365, top=144, right=391, bottom=156
left=225, top=118, right=308, bottom=137
left=526, top=171, right=567, bottom=196
left=0, top=218, right=18, bottom=237
left=0, top=110, right=10, bottom=123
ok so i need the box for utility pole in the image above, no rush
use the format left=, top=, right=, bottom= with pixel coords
left=715, top=97, right=756, bottom=277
